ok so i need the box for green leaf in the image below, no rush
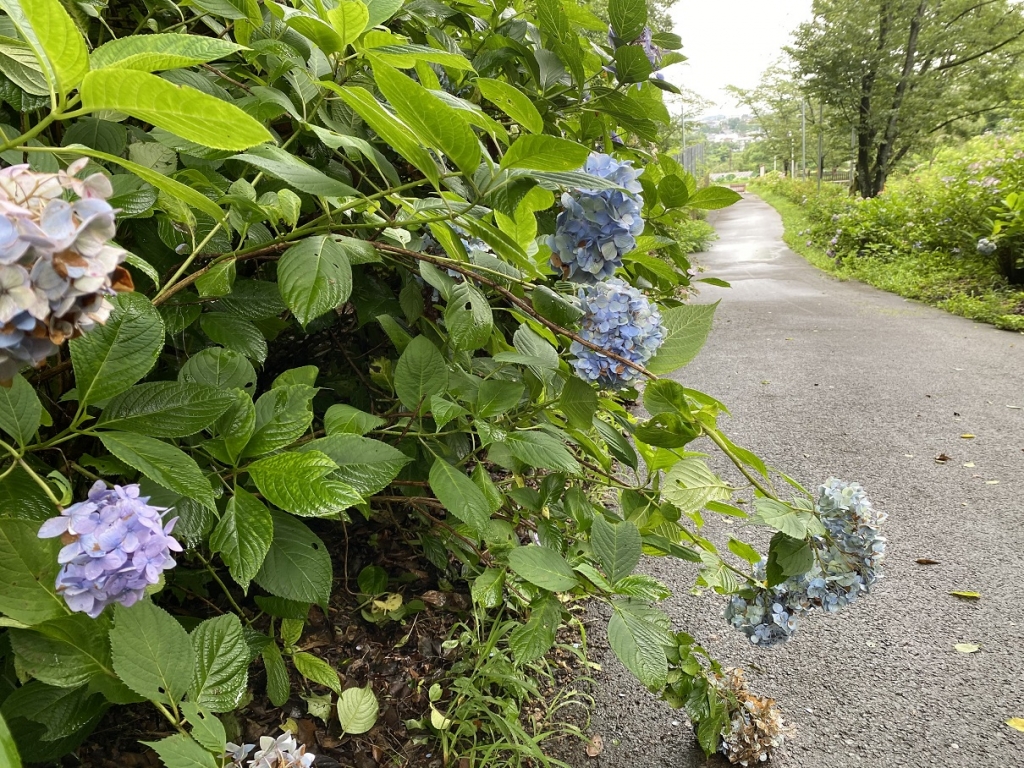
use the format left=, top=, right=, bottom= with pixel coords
left=231, top=145, right=358, bottom=198
left=508, top=596, right=561, bottom=662
left=765, top=532, right=813, bottom=587
left=0, top=374, right=41, bottom=447
left=646, top=302, right=718, bottom=375
left=532, top=285, right=584, bottom=327
left=90, top=34, right=245, bottom=72
left=499, top=135, right=589, bottom=171
left=180, top=348, right=256, bottom=392
left=327, top=1, right=369, bottom=47
left=254, top=512, right=332, bottom=605
left=612, top=574, right=671, bottom=601
left=0, top=518, right=65, bottom=625
left=471, top=568, right=505, bottom=608
left=634, top=412, right=700, bottom=449
left=503, top=431, right=581, bottom=474
left=9, top=613, right=113, bottom=688
left=298, top=435, right=410, bottom=496
left=293, top=651, right=342, bottom=694
left=642, top=378, right=691, bottom=416
left=394, top=336, right=448, bottom=410
left=475, top=379, right=524, bottom=419
left=0, top=0, right=89, bottom=96
left=327, top=84, right=440, bottom=188
left=0, top=38, right=49, bottom=95
left=210, top=487, right=273, bottom=591
left=613, top=46, right=653, bottom=84
left=686, top=186, right=742, bottom=210
left=261, top=640, right=289, bottom=706
left=607, top=600, right=671, bottom=691
left=445, top=282, right=493, bottom=351
left=324, top=404, right=385, bottom=436
left=55, top=146, right=225, bottom=222
left=508, top=545, right=578, bottom=592
left=142, top=735, right=217, bottom=768
left=753, top=497, right=823, bottom=539
left=559, top=376, right=598, bottom=430
left=727, top=538, right=762, bottom=566
left=369, top=60, right=480, bottom=175
left=475, top=78, right=543, bottom=134
left=369, top=44, right=474, bottom=71
left=337, top=685, right=378, bottom=735
left=191, top=0, right=261, bottom=23
left=180, top=703, right=227, bottom=754
left=363, top=0, right=404, bottom=28
left=0, top=712, right=21, bottom=768
left=241, top=384, right=316, bottom=458
left=70, top=292, right=164, bottom=407
left=99, top=382, right=235, bottom=437
left=591, top=515, right=642, bottom=583
left=428, top=458, right=491, bottom=533
left=658, top=175, right=690, bottom=208
left=662, top=458, right=731, bottom=516
left=608, top=0, right=648, bottom=42
left=80, top=69, right=272, bottom=151
left=278, top=236, right=353, bottom=327
left=98, top=431, right=215, bottom=509
left=950, top=590, right=982, bottom=599
left=200, top=314, right=268, bottom=363
left=189, top=614, right=248, bottom=712
left=249, top=450, right=361, bottom=517
left=195, top=260, right=236, bottom=298
left=110, top=601, right=194, bottom=705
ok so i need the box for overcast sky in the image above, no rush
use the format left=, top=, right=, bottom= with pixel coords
left=662, top=0, right=814, bottom=116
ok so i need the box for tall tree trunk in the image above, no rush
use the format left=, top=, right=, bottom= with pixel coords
left=869, top=0, right=929, bottom=196
left=856, top=0, right=891, bottom=197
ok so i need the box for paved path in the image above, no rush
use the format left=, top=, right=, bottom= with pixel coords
left=577, top=194, right=1024, bottom=767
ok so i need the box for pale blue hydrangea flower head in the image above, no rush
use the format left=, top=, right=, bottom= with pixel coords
left=548, top=153, right=644, bottom=282
left=38, top=481, right=180, bottom=618
left=0, top=161, right=129, bottom=382
left=976, top=237, right=997, bottom=255
left=570, top=277, right=664, bottom=388
left=724, top=479, right=885, bottom=646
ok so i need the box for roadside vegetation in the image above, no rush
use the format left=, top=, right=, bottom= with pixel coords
left=750, top=132, right=1024, bottom=331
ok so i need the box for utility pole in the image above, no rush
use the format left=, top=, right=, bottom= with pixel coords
left=817, top=102, right=824, bottom=193
left=851, top=124, right=856, bottom=189
left=801, top=99, right=806, bottom=181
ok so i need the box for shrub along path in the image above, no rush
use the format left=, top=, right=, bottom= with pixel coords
left=576, top=193, right=1024, bottom=767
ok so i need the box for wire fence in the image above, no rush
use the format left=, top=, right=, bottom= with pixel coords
left=678, top=144, right=705, bottom=179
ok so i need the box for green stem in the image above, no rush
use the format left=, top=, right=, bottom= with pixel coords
left=704, top=427, right=776, bottom=499
left=16, top=458, right=62, bottom=508
left=0, top=112, right=58, bottom=153
left=196, top=551, right=250, bottom=622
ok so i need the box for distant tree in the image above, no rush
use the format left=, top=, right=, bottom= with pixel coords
left=789, top=0, right=1024, bottom=197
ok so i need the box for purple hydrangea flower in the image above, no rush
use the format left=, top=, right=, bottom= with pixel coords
left=0, top=161, right=131, bottom=382
left=548, top=153, right=644, bottom=282
left=608, top=26, right=663, bottom=68
left=570, top=278, right=664, bottom=388
left=38, top=481, right=180, bottom=618
left=724, top=479, right=885, bottom=647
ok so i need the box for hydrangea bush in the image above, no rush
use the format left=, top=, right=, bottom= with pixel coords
left=0, top=0, right=883, bottom=764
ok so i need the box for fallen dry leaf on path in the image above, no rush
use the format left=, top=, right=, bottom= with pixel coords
left=950, top=591, right=981, bottom=600
left=1007, top=718, right=1024, bottom=732
left=960, top=433, right=976, bottom=439
left=915, top=558, right=940, bottom=565
left=954, top=643, right=980, bottom=653
left=935, top=453, right=951, bottom=463
left=963, top=462, right=975, bottom=467
left=586, top=735, right=604, bottom=757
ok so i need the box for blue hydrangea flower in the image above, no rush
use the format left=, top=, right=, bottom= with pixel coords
left=607, top=26, right=663, bottom=68
left=38, top=481, right=180, bottom=618
left=548, top=153, right=644, bottom=282
left=0, top=161, right=130, bottom=382
left=976, top=237, right=997, bottom=255
left=570, top=278, right=664, bottom=388
left=724, top=479, right=885, bottom=646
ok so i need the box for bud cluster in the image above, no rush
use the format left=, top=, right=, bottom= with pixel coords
left=0, top=160, right=133, bottom=382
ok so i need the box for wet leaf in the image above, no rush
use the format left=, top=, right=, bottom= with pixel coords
left=954, top=643, right=980, bottom=653
left=586, top=734, right=604, bottom=757
left=915, top=558, right=940, bottom=565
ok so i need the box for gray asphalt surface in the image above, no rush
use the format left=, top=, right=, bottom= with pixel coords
left=575, top=194, right=1024, bottom=767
